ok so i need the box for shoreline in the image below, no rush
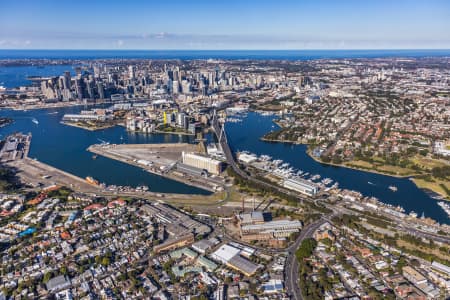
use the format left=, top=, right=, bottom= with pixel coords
left=260, top=136, right=450, bottom=201
left=1, top=98, right=152, bottom=111
left=153, top=129, right=195, bottom=136
left=261, top=136, right=413, bottom=178
left=60, top=121, right=117, bottom=131
left=87, top=145, right=216, bottom=193
left=3, top=101, right=106, bottom=111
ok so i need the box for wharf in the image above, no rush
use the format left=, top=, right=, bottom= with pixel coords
left=87, top=143, right=222, bottom=192
left=6, top=158, right=102, bottom=193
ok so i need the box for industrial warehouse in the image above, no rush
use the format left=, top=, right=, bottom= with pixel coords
left=238, top=212, right=303, bottom=246
left=210, top=244, right=260, bottom=277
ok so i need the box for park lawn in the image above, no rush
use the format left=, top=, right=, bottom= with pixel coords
left=261, top=104, right=284, bottom=111
left=371, top=156, right=385, bottom=163
left=345, top=160, right=374, bottom=169
left=397, top=240, right=450, bottom=261
left=375, top=164, right=416, bottom=176
left=412, top=177, right=450, bottom=200
left=411, top=155, right=448, bottom=170
left=163, top=190, right=227, bottom=206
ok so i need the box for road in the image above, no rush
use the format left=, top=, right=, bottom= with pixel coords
left=211, top=112, right=450, bottom=298
left=212, top=114, right=450, bottom=244
left=211, top=114, right=309, bottom=201
left=285, top=217, right=328, bottom=300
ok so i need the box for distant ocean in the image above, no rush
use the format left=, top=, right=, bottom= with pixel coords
left=0, top=49, right=450, bottom=60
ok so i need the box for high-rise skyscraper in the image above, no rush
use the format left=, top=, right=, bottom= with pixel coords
left=128, top=65, right=135, bottom=80
left=63, top=71, right=71, bottom=90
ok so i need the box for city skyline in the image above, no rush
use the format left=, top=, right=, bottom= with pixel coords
left=0, top=0, right=449, bottom=50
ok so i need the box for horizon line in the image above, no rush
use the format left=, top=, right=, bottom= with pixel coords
left=1, top=48, right=450, bottom=51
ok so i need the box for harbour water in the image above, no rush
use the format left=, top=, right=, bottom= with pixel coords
left=0, top=49, right=449, bottom=222
left=225, top=112, right=450, bottom=225
left=0, top=65, right=75, bottom=88
left=0, top=107, right=211, bottom=195
left=0, top=107, right=447, bottom=223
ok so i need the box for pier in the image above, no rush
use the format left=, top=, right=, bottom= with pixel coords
left=87, top=143, right=224, bottom=193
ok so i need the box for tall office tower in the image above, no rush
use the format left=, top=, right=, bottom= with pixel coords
left=58, top=76, right=65, bottom=90
left=63, top=71, right=71, bottom=89
left=167, top=69, right=174, bottom=81
left=86, top=77, right=95, bottom=100
left=215, top=67, right=220, bottom=81
left=172, top=81, right=179, bottom=94
left=208, top=72, right=214, bottom=86
left=97, top=82, right=105, bottom=99
left=128, top=65, right=135, bottom=80
left=75, top=77, right=85, bottom=100
left=41, top=79, right=57, bottom=99
left=93, top=65, right=100, bottom=78
left=176, top=66, right=181, bottom=81
left=173, top=69, right=179, bottom=84
left=112, top=73, right=119, bottom=85
left=176, top=112, right=189, bottom=129
left=181, top=80, right=191, bottom=94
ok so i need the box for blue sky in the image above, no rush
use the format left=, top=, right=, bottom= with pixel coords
left=0, top=0, right=449, bottom=49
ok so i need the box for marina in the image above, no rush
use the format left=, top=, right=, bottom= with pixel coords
left=0, top=107, right=448, bottom=223
left=237, top=150, right=336, bottom=191
left=438, top=202, right=450, bottom=218
left=226, top=111, right=450, bottom=224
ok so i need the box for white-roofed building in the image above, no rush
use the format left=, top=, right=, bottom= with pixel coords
left=210, top=244, right=241, bottom=264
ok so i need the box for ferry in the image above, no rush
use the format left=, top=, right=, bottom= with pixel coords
left=86, top=176, right=100, bottom=186
left=437, top=202, right=450, bottom=218
left=31, top=118, right=39, bottom=125
left=388, top=185, right=398, bottom=192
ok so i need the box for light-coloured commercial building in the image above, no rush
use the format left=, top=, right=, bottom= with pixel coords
left=403, top=266, right=428, bottom=285
left=283, top=178, right=319, bottom=196
left=182, top=152, right=224, bottom=175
